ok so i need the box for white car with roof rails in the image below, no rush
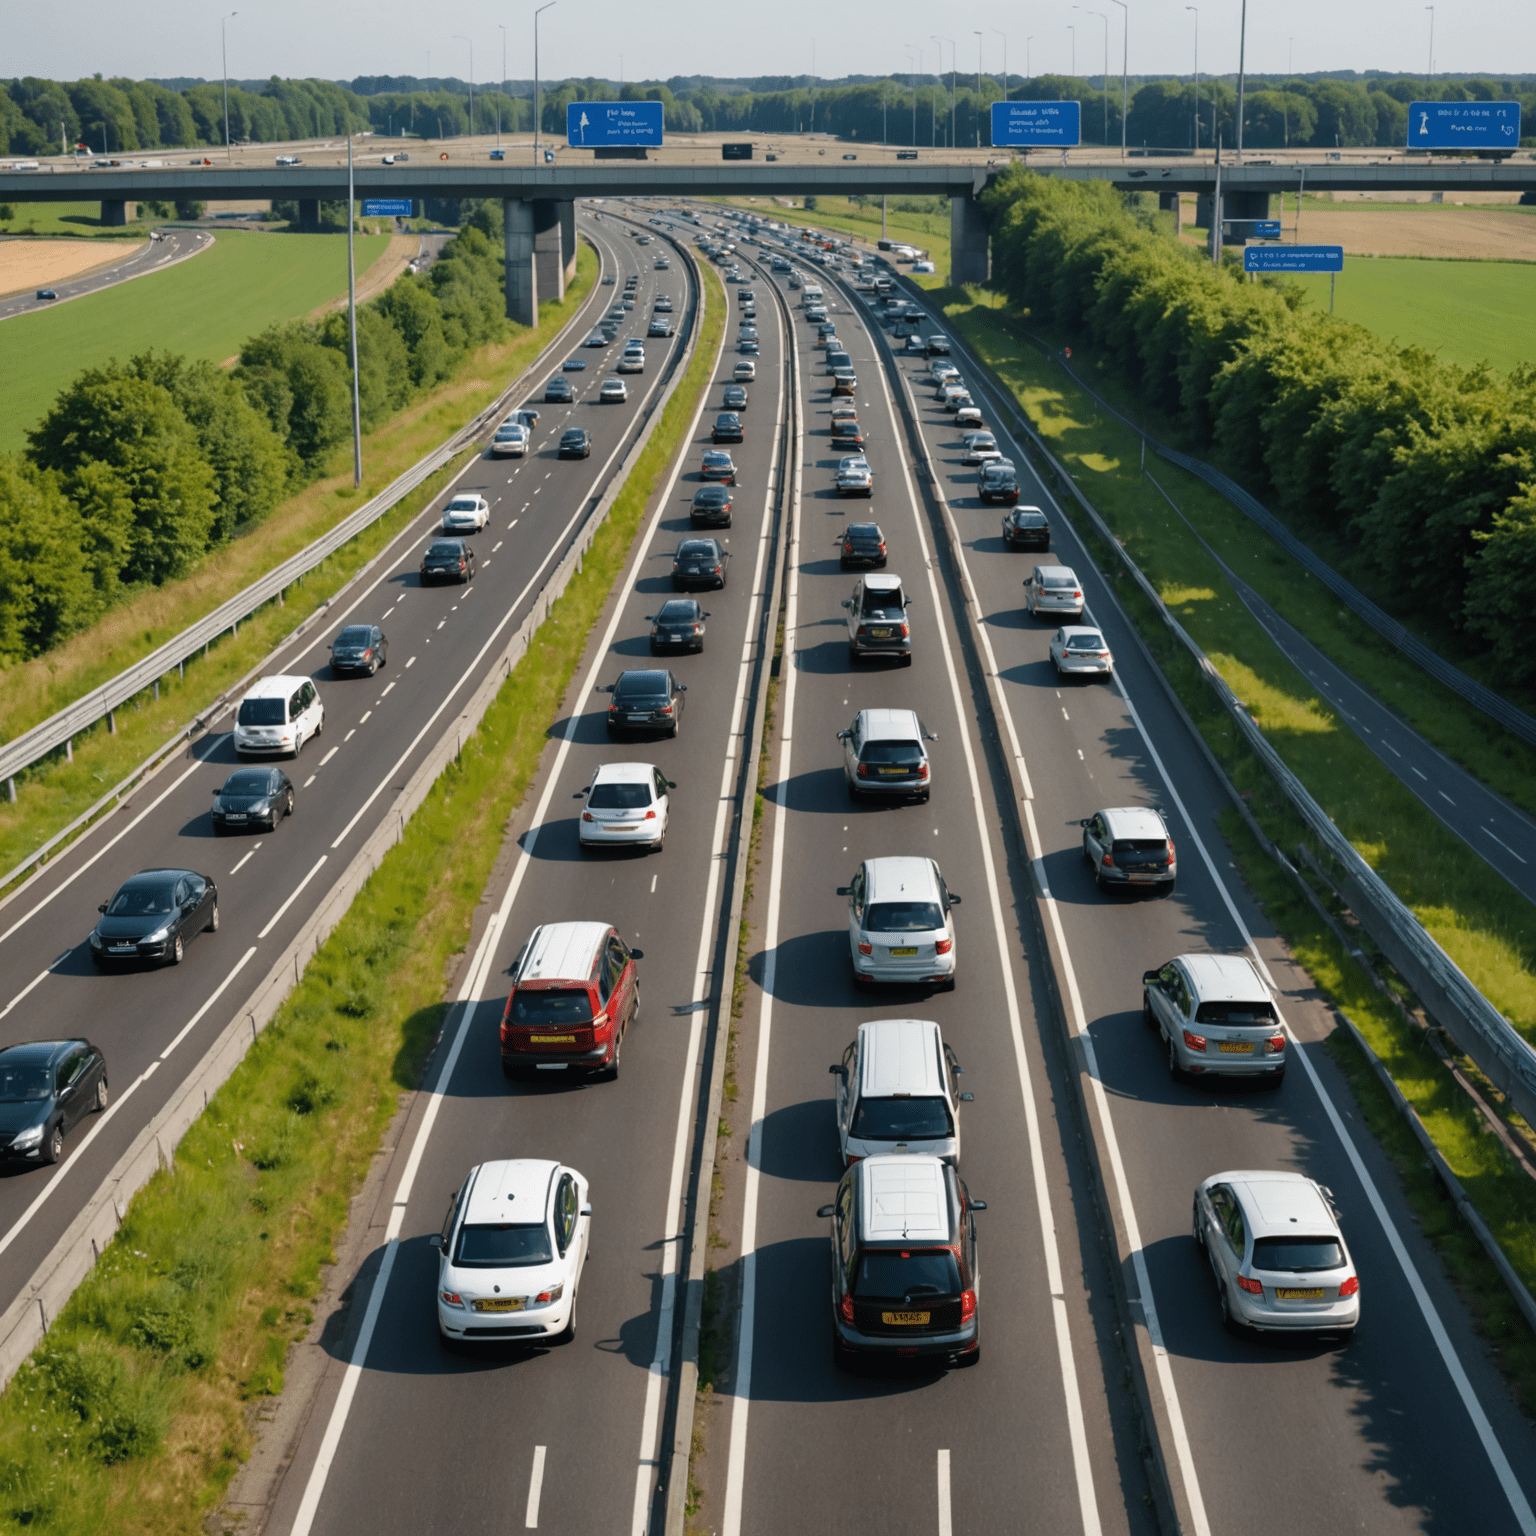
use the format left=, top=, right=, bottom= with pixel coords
left=441, top=494, right=490, bottom=533
left=839, top=855, right=961, bottom=989
left=233, top=675, right=324, bottom=758
left=831, top=1018, right=972, bottom=1166
left=1143, top=953, right=1286, bottom=1084
left=432, top=1158, right=590, bottom=1344
left=578, top=762, right=673, bottom=851
left=1079, top=805, right=1176, bottom=890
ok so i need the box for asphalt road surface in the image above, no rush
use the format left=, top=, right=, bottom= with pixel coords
left=0, top=226, right=210, bottom=320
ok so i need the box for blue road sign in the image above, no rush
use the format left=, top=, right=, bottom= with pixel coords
left=362, top=199, right=413, bottom=217
left=1224, top=218, right=1283, bottom=238
left=990, top=100, right=1081, bottom=146
left=1408, top=101, right=1521, bottom=150
left=1244, top=244, right=1343, bottom=274
left=566, top=100, right=664, bottom=148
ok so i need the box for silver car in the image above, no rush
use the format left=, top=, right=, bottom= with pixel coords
left=1142, top=954, right=1286, bottom=1084
left=839, top=855, right=961, bottom=989
left=1049, top=625, right=1114, bottom=679
left=578, top=762, right=673, bottom=852
left=838, top=707, right=935, bottom=802
left=1193, top=1171, right=1359, bottom=1340
left=831, top=1018, right=971, bottom=1167
left=1079, top=805, right=1176, bottom=891
left=1024, top=564, right=1084, bottom=620
left=836, top=455, right=873, bottom=497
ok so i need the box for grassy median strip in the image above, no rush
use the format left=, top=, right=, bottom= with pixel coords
left=0, top=246, right=596, bottom=888
left=0, top=249, right=722, bottom=1536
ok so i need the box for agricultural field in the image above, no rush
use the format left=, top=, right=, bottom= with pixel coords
left=0, top=228, right=389, bottom=450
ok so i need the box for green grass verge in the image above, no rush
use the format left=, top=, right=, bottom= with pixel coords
left=0, top=245, right=723, bottom=1536
left=1282, top=257, right=1536, bottom=374
left=0, top=202, right=159, bottom=238
left=0, top=244, right=596, bottom=888
left=0, top=230, right=391, bottom=451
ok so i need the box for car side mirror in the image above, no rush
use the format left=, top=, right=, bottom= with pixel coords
left=630, top=948, right=645, bottom=961
left=580, top=1203, right=593, bottom=1217
left=924, top=732, right=938, bottom=742
left=817, top=1204, right=836, bottom=1219
left=212, top=787, right=220, bottom=793
left=970, top=1199, right=988, bottom=1212
left=836, top=730, right=851, bottom=741
left=836, top=886, right=851, bottom=896
left=98, top=902, right=108, bottom=914
left=666, top=780, right=677, bottom=789
left=947, top=894, right=962, bottom=906
left=1142, top=970, right=1163, bottom=988
left=959, top=1092, right=975, bottom=1103
left=841, top=599, right=852, bottom=609
left=645, top=615, right=655, bottom=622
left=428, top=1234, right=443, bottom=1250
left=600, top=684, right=614, bottom=693
left=829, top=1063, right=847, bottom=1080
left=703, top=613, right=711, bottom=619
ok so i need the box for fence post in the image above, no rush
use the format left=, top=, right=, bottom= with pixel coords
left=5, top=778, right=14, bottom=804
left=107, top=711, right=116, bottom=735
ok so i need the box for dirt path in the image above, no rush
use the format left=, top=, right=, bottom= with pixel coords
left=0, top=237, right=141, bottom=297
left=310, top=233, right=421, bottom=317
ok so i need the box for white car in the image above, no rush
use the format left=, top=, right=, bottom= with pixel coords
left=836, top=455, right=874, bottom=497
left=233, top=674, right=324, bottom=758
left=491, top=421, right=528, bottom=457
left=961, top=431, right=1001, bottom=464
left=433, top=1159, right=590, bottom=1345
left=618, top=347, right=646, bottom=375
left=733, top=361, right=756, bottom=382
left=442, top=494, right=490, bottom=533
left=579, top=761, right=673, bottom=851
left=838, top=855, right=961, bottom=989
left=1049, top=625, right=1114, bottom=679
left=1143, top=953, right=1286, bottom=1084
left=599, top=378, right=629, bottom=403
left=954, top=405, right=983, bottom=429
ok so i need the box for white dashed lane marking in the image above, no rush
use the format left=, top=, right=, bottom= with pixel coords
left=320, top=747, right=339, bottom=765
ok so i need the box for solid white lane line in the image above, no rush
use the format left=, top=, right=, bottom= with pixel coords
left=229, top=848, right=258, bottom=875
left=257, top=856, right=327, bottom=940
left=1480, top=825, right=1528, bottom=863
left=937, top=1450, right=953, bottom=1536
left=525, top=1445, right=547, bottom=1528
left=159, top=946, right=258, bottom=1060
left=0, top=969, right=50, bottom=1021
left=320, top=747, right=339, bottom=766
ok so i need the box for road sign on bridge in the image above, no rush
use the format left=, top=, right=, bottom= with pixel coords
left=566, top=101, right=664, bottom=148
left=1243, top=244, right=1343, bottom=273
left=1408, top=101, right=1521, bottom=150
left=362, top=199, right=413, bottom=217
left=990, top=101, right=1081, bottom=147
left=1224, top=219, right=1283, bottom=238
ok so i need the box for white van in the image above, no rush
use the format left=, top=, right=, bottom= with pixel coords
left=831, top=1018, right=972, bottom=1166
left=233, top=675, right=324, bottom=758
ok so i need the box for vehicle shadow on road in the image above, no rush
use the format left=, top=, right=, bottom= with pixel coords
left=757, top=1100, right=840, bottom=1183
left=760, top=767, right=846, bottom=814
left=543, top=708, right=612, bottom=747
left=1088, top=1006, right=1292, bottom=1111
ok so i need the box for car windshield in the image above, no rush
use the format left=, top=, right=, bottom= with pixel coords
left=850, top=1096, right=952, bottom=1140
left=1252, top=1236, right=1344, bottom=1273
left=861, top=741, right=922, bottom=767
left=238, top=698, right=286, bottom=726
left=427, top=541, right=461, bottom=558
left=509, top=988, right=595, bottom=1026
left=984, top=468, right=1015, bottom=482
left=854, top=1250, right=960, bottom=1299
left=589, top=782, right=652, bottom=810
left=1066, top=634, right=1105, bottom=650
left=453, top=1222, right=554, bottom=1268
left=1195, top=999, right=1277, bottom=1025
left=865, top=901, right=944, bottom=933
left=108, top=883, right=176, bottom=917
left=0, top=1062, right=52, bottom=1102
left=336, top=627, right=372, bottom=647
left=222, top=771, right=272, bottom=795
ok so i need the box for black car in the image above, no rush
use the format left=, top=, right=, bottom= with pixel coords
left=831, top=419, right=866, bottom=450
left=329, top=623, right=388, bottom=676
left=981, top=464, right=1023, bottom=508
left=559, top=428, right=592, bottom=459
left=1002, top=506, right=1050, bottom=547
left=712, top=412, right=744, bottom=444
left=35, top=289, right=58, bottom=302
left=211, top=767, right=294, bottom=834
left=722, top=384, right=749, bottom=411
left=602, top=669, right=688, bottom=737
left=545, top=376, right=574, bottom=403
left=673, top=538, right=730, bottom=590
left=0, top=1040, right=108, bottom=1167
left=647, top=599, right=710, bottom=654
left=583, top=330, right=610, bottom=347
left=839, top=522, right=888, bottom=570
left=421, top=538, right=475, bottom=584
left=89, top=868, right=218, bottom=968
left=690, top=485, right=733, bottom=528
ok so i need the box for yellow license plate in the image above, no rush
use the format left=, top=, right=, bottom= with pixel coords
left=472, top=1298, right=525, bottom=1312
left=1275, top=1288, right=1325, bottom=1301
left=881, top=1311, right=931, bottom=1326
left=888, top=947, right=918, bottom=958
left=870, top=627, right=892, bottom=638
left=1218, top=1042, right=1254, bottom=1053
left=530, top=1035, right=576, bottom=1044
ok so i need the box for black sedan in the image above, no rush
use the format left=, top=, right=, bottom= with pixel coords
left=329, top=623, right=388, bottom=676
left=602, top=669, right=688, bottom=738
left=690, top=485, right=733, bottom=528
left=712, top=412, right=744, bottom=444
left=1002, top=506, right=1051, bottom=548
left=212, top=767, right=294, bottom=833
left=0, top=1040, right=108, bottom=1167
left=35, top=289, right=57, bottom=302
left=559, top=428, right=592, bottom=459
left=545, top=376, right=574, bottom=403
left=831, top=420, right=866, bottom=450
left=839, top=522, right=888, bottom=570
left=647, top=599, right=710, bottom=654
left=89, top=868, right=218, bottom=968
left=722, top=384, right=749, bottom=411
left=421, top=538, right=476, bottom=584
left=672, top=538, right=730, bottom=591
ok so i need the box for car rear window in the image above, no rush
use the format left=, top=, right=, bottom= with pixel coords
left=658, top=600, right=698, bottom=620
left=678, top=542, right=715, bottom=558
left=508, top=988, right=595, bottom=1027
left=427, top=540, right=462, bottom=557
left=1195, top=999, right=1277, bottom=1025
left=1252, top=1236, right=1343, bottom=1273
left=238, top=698, right=287, bottom=725
left=861, top=741, right=922, bottom=767
left=1043, top=571, right=1077, bottom=588
left=615, top=674, right=670, bottom=701
left=854, top=1250, right=960, bottom=1299
left=337, top=627, right=372, bottom=646
left=851, top=1096, right=952, bottom=1140
left=447, top=498, right=477, bottom=511
left=454, top=1223, right=554, bottom=1268
left=589, top=782, right=651, bottom=810
left=865, top=901, right=944, bottom=933
left=1066, top=634, right=1105, bottom=650
left=861, top=591, right=904, bottom=617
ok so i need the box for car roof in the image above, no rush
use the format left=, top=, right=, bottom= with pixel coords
left=863, top=855, right=941, bottom=902
left=591, top=762, right=655, bottom=786
left=241, top=675, right=311, bottom=699
left=856, top=707, right=922, bottom=741
left=1099, top=806, right=1167, bottom=840
left=1034, top=564, right=1077, bottom=582
left=1219, top=1172, right=1337, bottom=1238
left=861, top=573, right=903, bottom=593
left=858, top=1155, right=952, bottom=1244
left=462, top=1159, right=559, bottom=1226
left=517, top=922, right=611, bottom=984
left=1178, top=953, right=1269, bottom=1001
left=857, top=1018, right=945, bottom=1099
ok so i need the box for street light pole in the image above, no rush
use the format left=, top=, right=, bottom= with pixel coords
left=346, top=133, right=362, bottom=488
left=1107, top=0, right=1128, bottom=161
left=993, top=30, right=1008, bottom=103
left=906, top=47, right=919, bottom=146
left=1068, top=25, right=1075, bottom=80
left=1076, top=6, right=1109, bottom=148
left=974, top=32, right=983, bottom=147
left=455, top=35, right=475, bottom=142
left=1425, top=7, right=1435, bottom=79
left=942, top=37, right=956, bottom=151
left=221, top=11, right=237, bottom=164
left=533, top=2, right=556, bottom=162
left=498, top=24, right=506, bottom=144
left=1185, top=7, right=1199, bottom=151
left=1025, top=37, right=1032, bottom=82
left=1235, top=0, right=1248, bottom=162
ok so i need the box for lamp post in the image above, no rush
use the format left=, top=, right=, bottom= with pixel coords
left=1425, top=6, right=1435, bottom=79
left=1067, top=25, right=1076, bottom=80
left=906, top=47, right=920, bottom=146
left=1284, top=37, right=1293, bottom=148
left=454, top=35, right=475, bottom=142
left=1106, top=0, right=1128, bottom=161
left=993, top=30, right=1008, bottom=103
left=942, top=37, right=957, bottom=151
left=497, top=24, right=506, bottom=144
left=1076, top=6, right=1109, bottom=148
left=221, top=11, right=237, bottom=164
left=931, top=36, right=945, bottom=145
left=533, top=2, right=556, bottom=162
left=1025, top=37, right=1032, bottom=82
left=1235, top=0, right=1247, bottom=162
left=974, top=32, right=983, bottom=147
left=1185, top=6, right=1199, bottom=151
left=346, top=133, right=362, bottom=488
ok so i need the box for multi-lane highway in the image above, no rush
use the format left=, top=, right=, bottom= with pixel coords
left=0, top=210, right=695, bottom=1343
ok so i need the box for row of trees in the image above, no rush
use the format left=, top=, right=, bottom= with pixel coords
left=981, top=170, right=1536, bottom=683
left=0, top=204, right=508, bottom=663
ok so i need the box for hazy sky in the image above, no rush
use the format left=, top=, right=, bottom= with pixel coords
left=9, top=0, right=1531, bottom=90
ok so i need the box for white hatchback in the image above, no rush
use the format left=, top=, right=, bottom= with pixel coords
left=442, top=494, right=490, bottom=533
left=434, top=1159, right=590, bottom=1344
left=600, top=378, right=629, bottom=403
left=579, top=762, right=673, bottom=851
left=839, top=855, right=961, bottom=989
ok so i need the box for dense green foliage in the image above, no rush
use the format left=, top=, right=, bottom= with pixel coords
left=0, top=206, right=508, bottom=663
left=981, top=170, right=1536, bottom=681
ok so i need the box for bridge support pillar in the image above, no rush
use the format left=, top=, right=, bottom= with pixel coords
left=949, top=196, right=990, bottom=286
left=533, top=200, right=565, bottom=306
left=504, top=199, right=538, bottom=327
left=558, top=200, right=577, bottom=283
left=1198, top=188, right=1269, bottom=245
left=99, top=200, right=130, bottom=227
left=1159, top=190, right=1182, bottom=234
left=296, top=199, right=322, bottom=233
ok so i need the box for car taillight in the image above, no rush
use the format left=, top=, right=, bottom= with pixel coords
left=535, top=1283, right=565, bottom=1305
left=1101, top=853, right=1114, bottom=867
left=1183, top=1029, right=1207, bottom=1053
left=917, top=764, right=929, bottom=780
left=713, top=564, right=722, bottom=574
left=440, top=1290, right=464, bottom=1307
left=582, top=812, right=595, bottom=822
left=960, top=1289, right=977, bottom=1323
left=858, top=941, right=873, bottom=955
left=840, top=1293, right=855, bottom=1324
left=935, top=938, right=953, bottom=955
left=899, top=624, right=910, bottom=638
left=644, top=810, right=657, bottom=820
left=857, top=763, right=872, bottom=778
left=1167, top=840, right=1176, bottom=864
left=1072, top=591, right=1082, bottom=602
left=1339, top=1275, right=1360, bottom=1298
left=1237, top=1275, right=1264, bottom=1296
left=856, top=625, right=869, bottom=637
left=1264, top=1035, right=1286, bottom=1054
left=458, top=560, right=466, bottom=571
left=659, top=703, right=673, bottom=714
